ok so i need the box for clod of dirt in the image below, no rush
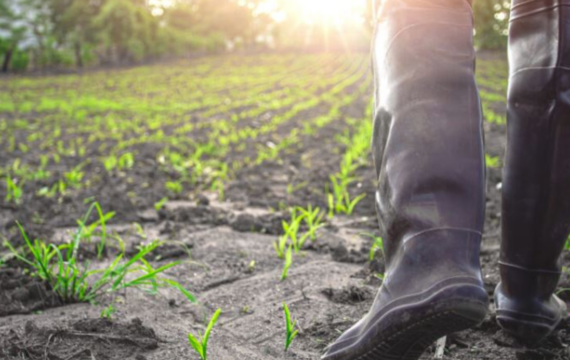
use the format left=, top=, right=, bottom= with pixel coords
left=322, top=285, right=373, bottom=304
left=330, top=243, right=368, bottom=264
left=230, top=213, right=258, bottom=232
left=159, top=203, right=229, bottom=226
left=228, top=211, right=288, bottom=235
left=195, top=194, right=210, bottom=206
left=73, top=317, right=157, bottom=341
left=0, top=318, right=159, bottom=360
left=0, top=267, right=61, bottom=317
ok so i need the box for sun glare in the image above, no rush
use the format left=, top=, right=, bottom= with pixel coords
left=292, top=0, right=366, bottom=24
left=149, top=0, right=366, bottom=25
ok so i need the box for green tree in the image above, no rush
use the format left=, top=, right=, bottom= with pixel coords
left=473, top=0, right=509, bottom=50
left=0, top=0, right=27, bottom=72
left=92, top=0, right=158, bottom=64
left=49, top=0, right=101, bottom=68
left=174, top=0, right=266, bottom=47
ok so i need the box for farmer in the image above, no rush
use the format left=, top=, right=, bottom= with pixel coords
left=322, top=0, right=570, bottom=358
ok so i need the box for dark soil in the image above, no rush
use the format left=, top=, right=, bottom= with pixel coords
left=1, top=317, right=158, bottom=360
left=1, top=52, right=570, bottom=360
left=0, top=268, right=61, bottom=317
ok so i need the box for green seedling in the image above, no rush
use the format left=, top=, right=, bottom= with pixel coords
left=485, top=154, right=501, bottom=168
left=298, top=205, right=325, bottom=244
left=64, top=165, right=85, bottom=188
left=274, top=233, right=289, bottom=259
left=118, top=152, right=135, bottom=169
left=283, top=303, right=299, bottom=351
left=247, top=260, right=256, bottom=273
left=188, top=308, right=222, bottom=360
left=274, top=209, right=306, bottom=257
left=211, top=178, right=225, bottom=200
left=154, top=197, right=169, bottom=211
left=209, top=163, right=229, bottom=199
left=327, top=190, right=335, bottom=218
left=286, top=182, right=308, bottom=195
left=5, top=175, right=23, bottom=204
left=281, top=245, right=293, bottom=281
left=100, top=303, right=116, bottom=319
left=104, top=155, right=118, bottom=172
left=165, top=180, right=183, bottom=194
left=76, top=202, right=116, bottom=259
left=328, top=175, right=366, bottom=216
left=362, top=233, right=384, bottom=261
left=133, top=223, right=148, bottom=239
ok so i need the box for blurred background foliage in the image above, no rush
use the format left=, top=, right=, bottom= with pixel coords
left=0, top=0, right=509, bottom=72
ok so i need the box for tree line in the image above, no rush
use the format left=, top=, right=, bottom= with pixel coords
left=0, top=0, right=509, bottom=73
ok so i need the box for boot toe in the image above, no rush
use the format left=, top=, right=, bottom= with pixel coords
left=321, top=318, right=367, bottom=359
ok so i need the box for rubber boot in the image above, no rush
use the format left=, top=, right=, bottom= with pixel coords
left=494, top=0, right=570, bottom=345
left=321, top=0, right=489, bottom=359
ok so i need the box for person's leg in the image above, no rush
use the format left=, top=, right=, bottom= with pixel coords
left=495, top=0, right=570, bottom=344
left=322, top=0, right=488, bottom=359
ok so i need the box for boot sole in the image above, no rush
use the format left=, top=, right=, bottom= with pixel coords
left=339, top=283, right=488, bottom=360
left=495, top=310, right=562, bottom=345
left=494, top=289, right=566, bottom=345
left=357, top=304, right=485, bottom=360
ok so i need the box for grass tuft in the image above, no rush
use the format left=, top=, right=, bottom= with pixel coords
left=4, top=204, right=195, bottom=305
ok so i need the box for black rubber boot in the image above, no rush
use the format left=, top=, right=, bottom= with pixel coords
left=494, top=0, right=570, bottom=345
left=321, top=0, right=489, bottom=359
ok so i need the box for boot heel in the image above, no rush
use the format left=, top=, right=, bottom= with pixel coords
left=494, top=293, right=567, bottom=345
left=495, top=314, right=553, bottom=345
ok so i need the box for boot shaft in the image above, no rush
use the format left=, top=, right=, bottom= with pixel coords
left=371, top=0, right=485, bottom=269
left=502, top=0, right=570, bottom=278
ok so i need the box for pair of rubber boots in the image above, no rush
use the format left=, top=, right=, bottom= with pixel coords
left=322, top=0, right=570, bottom=358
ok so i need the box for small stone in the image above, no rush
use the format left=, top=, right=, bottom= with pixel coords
left=331, top=243, right=350, bottom=262
left=230, top=213, right=258, bottom=232
left=137, top=209, right=159, bottom=222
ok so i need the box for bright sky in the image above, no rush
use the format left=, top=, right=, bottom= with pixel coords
left=149, top=0, right=368, bottom=25
left=285, top=0, right=367, bottom=25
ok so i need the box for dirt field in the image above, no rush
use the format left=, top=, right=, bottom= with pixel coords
left=1, top=53, right=569, bottom=360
